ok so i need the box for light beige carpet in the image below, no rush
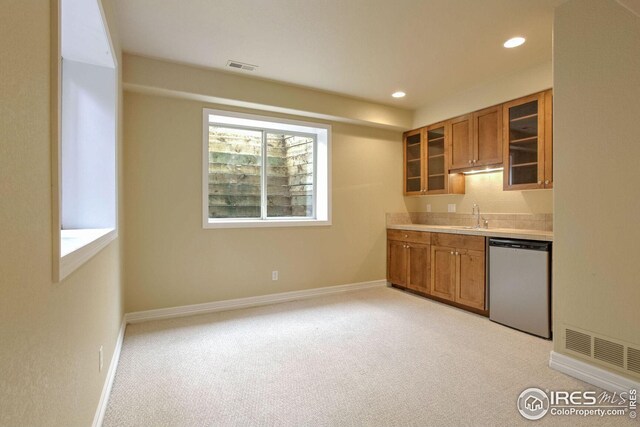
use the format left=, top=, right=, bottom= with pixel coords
left=104, top=287, right=633, bottom=426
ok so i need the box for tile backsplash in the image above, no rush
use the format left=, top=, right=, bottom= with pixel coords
left=386, top=212, right=553, bottom=231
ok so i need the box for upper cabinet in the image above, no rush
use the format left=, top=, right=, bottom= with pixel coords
left=403, top=129, right=423, bottom=195
left=427, top=123, right=465, bottom=195
left=449, top=107, right=503, bottom=171
left=402, top=124, right=464, bottom=195
left=503, top=90, right=553, bottom=190
left=473, top=105, right=503, bottom=167
left=448, top=114, right=473, bottom=170
left=403, top=89, right=552, bottom=195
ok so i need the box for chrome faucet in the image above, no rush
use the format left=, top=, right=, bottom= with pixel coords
left=472, top=203, right=481, bottom=228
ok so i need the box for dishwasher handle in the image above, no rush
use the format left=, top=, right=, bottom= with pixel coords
left=489, top=238, right=550, bottom=251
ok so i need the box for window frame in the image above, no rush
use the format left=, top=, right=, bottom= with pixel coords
left=202, top=109, right=331, bottom=229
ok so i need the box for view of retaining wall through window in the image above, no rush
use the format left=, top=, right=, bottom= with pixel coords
left=208, top=126, right=314, bottom=218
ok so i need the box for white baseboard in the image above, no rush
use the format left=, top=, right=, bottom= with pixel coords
left=92, top=318, right=126, bottom=427
left=549, top=351, right=640, bottom=394
left=125, top=279, right=387, bottom=324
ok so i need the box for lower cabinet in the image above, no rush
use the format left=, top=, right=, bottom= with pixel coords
left=430, top=246, right=456, bottom=300
left=406, top=243, right=430, bottom=294
left=387, top=229, right=487, bottom=315
left=387, top=230, right=431, bottom=294
left=387, top=240, right=408, bottom=287
left=456, top=249, right=485, bottom=310
left=431, top=233, right=486, bottom=311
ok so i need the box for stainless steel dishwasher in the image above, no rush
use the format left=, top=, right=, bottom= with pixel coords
left=488, top=238, right=551, bottom=339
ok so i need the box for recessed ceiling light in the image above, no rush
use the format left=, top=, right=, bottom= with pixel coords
left=392, top=91, right=406, bottom=98
left=503, top=37, right=526, bottom=48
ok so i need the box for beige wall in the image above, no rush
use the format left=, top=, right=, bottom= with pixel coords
left=553, top=0, right=640, bottom=373
left=0, top=1, right=124, bottom=426
left=123, top=91, right=408, bottom=312
left=404, top=172, right=553, bottom=214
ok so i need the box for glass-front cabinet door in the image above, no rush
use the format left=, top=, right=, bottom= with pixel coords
left=403, top=129, right=423, bottom=195
left=426, top=123, right=448, bottom=194
left=503, top=92, right=550, bottom=190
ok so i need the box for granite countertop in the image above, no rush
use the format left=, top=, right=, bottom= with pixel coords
left=387, top=224, right=553, bottom=242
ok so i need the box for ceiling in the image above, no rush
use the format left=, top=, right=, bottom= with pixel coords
left=114, top=0, right=563, bottom=109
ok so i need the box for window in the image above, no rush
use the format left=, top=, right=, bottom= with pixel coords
left=203, top=109, right=330, bottom=228
left=54, top=0, right=118, bottom=280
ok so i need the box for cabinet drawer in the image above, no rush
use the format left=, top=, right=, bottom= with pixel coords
left=432, top=233, right=485, bottom=251
left=387, top=229, right=431, bottom=244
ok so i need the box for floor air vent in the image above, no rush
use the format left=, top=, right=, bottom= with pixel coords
left=566, top=328, right=591, bottom=356
left=594, top=337, right=624, bottom=368
left=628, top=347, right=640, bottom=374
left=564, top=326, right=640, bottom=378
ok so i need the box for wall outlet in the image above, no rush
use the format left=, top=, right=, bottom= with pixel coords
left=272, top=270, right=278, bottom=281
left=99, top=346, right=103, bottom=372
left=426, top=204, right=432, bottom=212
left=447, top=204, right=456, bottom=213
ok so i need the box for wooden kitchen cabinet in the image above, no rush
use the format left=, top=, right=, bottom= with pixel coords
left=430, top=233, right=486, bottom=312
left=430, top=245, right=456, bottom=300
left=402, top=125, right=464, bottom=196
left=456, top=249, right=485, bottom=310
left=473, top=105, right=503, bottom=167
left=403, top=129, right=424, bottom=195
left=448, top=106, right=503, bottom=171
left=425, top=123, right=447, bottom=194
left=402, top=89, right=552, bottom=195
left=448, top=115, right=473, bottom=170
left=425, top=123, right=465, bottom=195
left=387, top=230, right=431, bottom=294
left=387, top=240, right=408, bottom=286
left=503, top=90, right=553, bottom=190
left=407, top=243, right=430, bottom=293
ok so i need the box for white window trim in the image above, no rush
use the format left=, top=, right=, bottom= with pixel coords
left=60, top=228, right=117, bottom=279
left=202, top=108, right=331, bottom=229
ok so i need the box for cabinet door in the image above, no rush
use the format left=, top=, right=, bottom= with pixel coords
left=403, top=129, right=424, bottom=195
left=407, top=243, right=430, bottom=294
left=430, top=246, right=456, bottom=300
left=448, top=115, right=473, bottom=170
left=473, top=105, right=503, bottom=167
left=387, top=240, right=407, bottom=287
left=543, top=89, right=553, bottom=188
left=456, top=249, right=486, bottom=310
left=503, top=92, right=545, bottom=190
left=425, top=123, right=448, bottom=194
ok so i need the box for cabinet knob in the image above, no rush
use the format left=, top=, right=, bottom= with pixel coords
left=468, top=160, right=472, bottom=164
left=473, top=160, right=477, bottom=164
left=545, top=180, right=550, bottom=185
left=404, top=234, right=408, bottom=238
left=450, top=251, right=454, bottom=255
left=538, top=181, right=543, bottom=185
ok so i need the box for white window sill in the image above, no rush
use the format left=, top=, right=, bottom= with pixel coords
left=204, top=218, right=331, bottom=229
left=59, top=228, right=117, bottom=280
